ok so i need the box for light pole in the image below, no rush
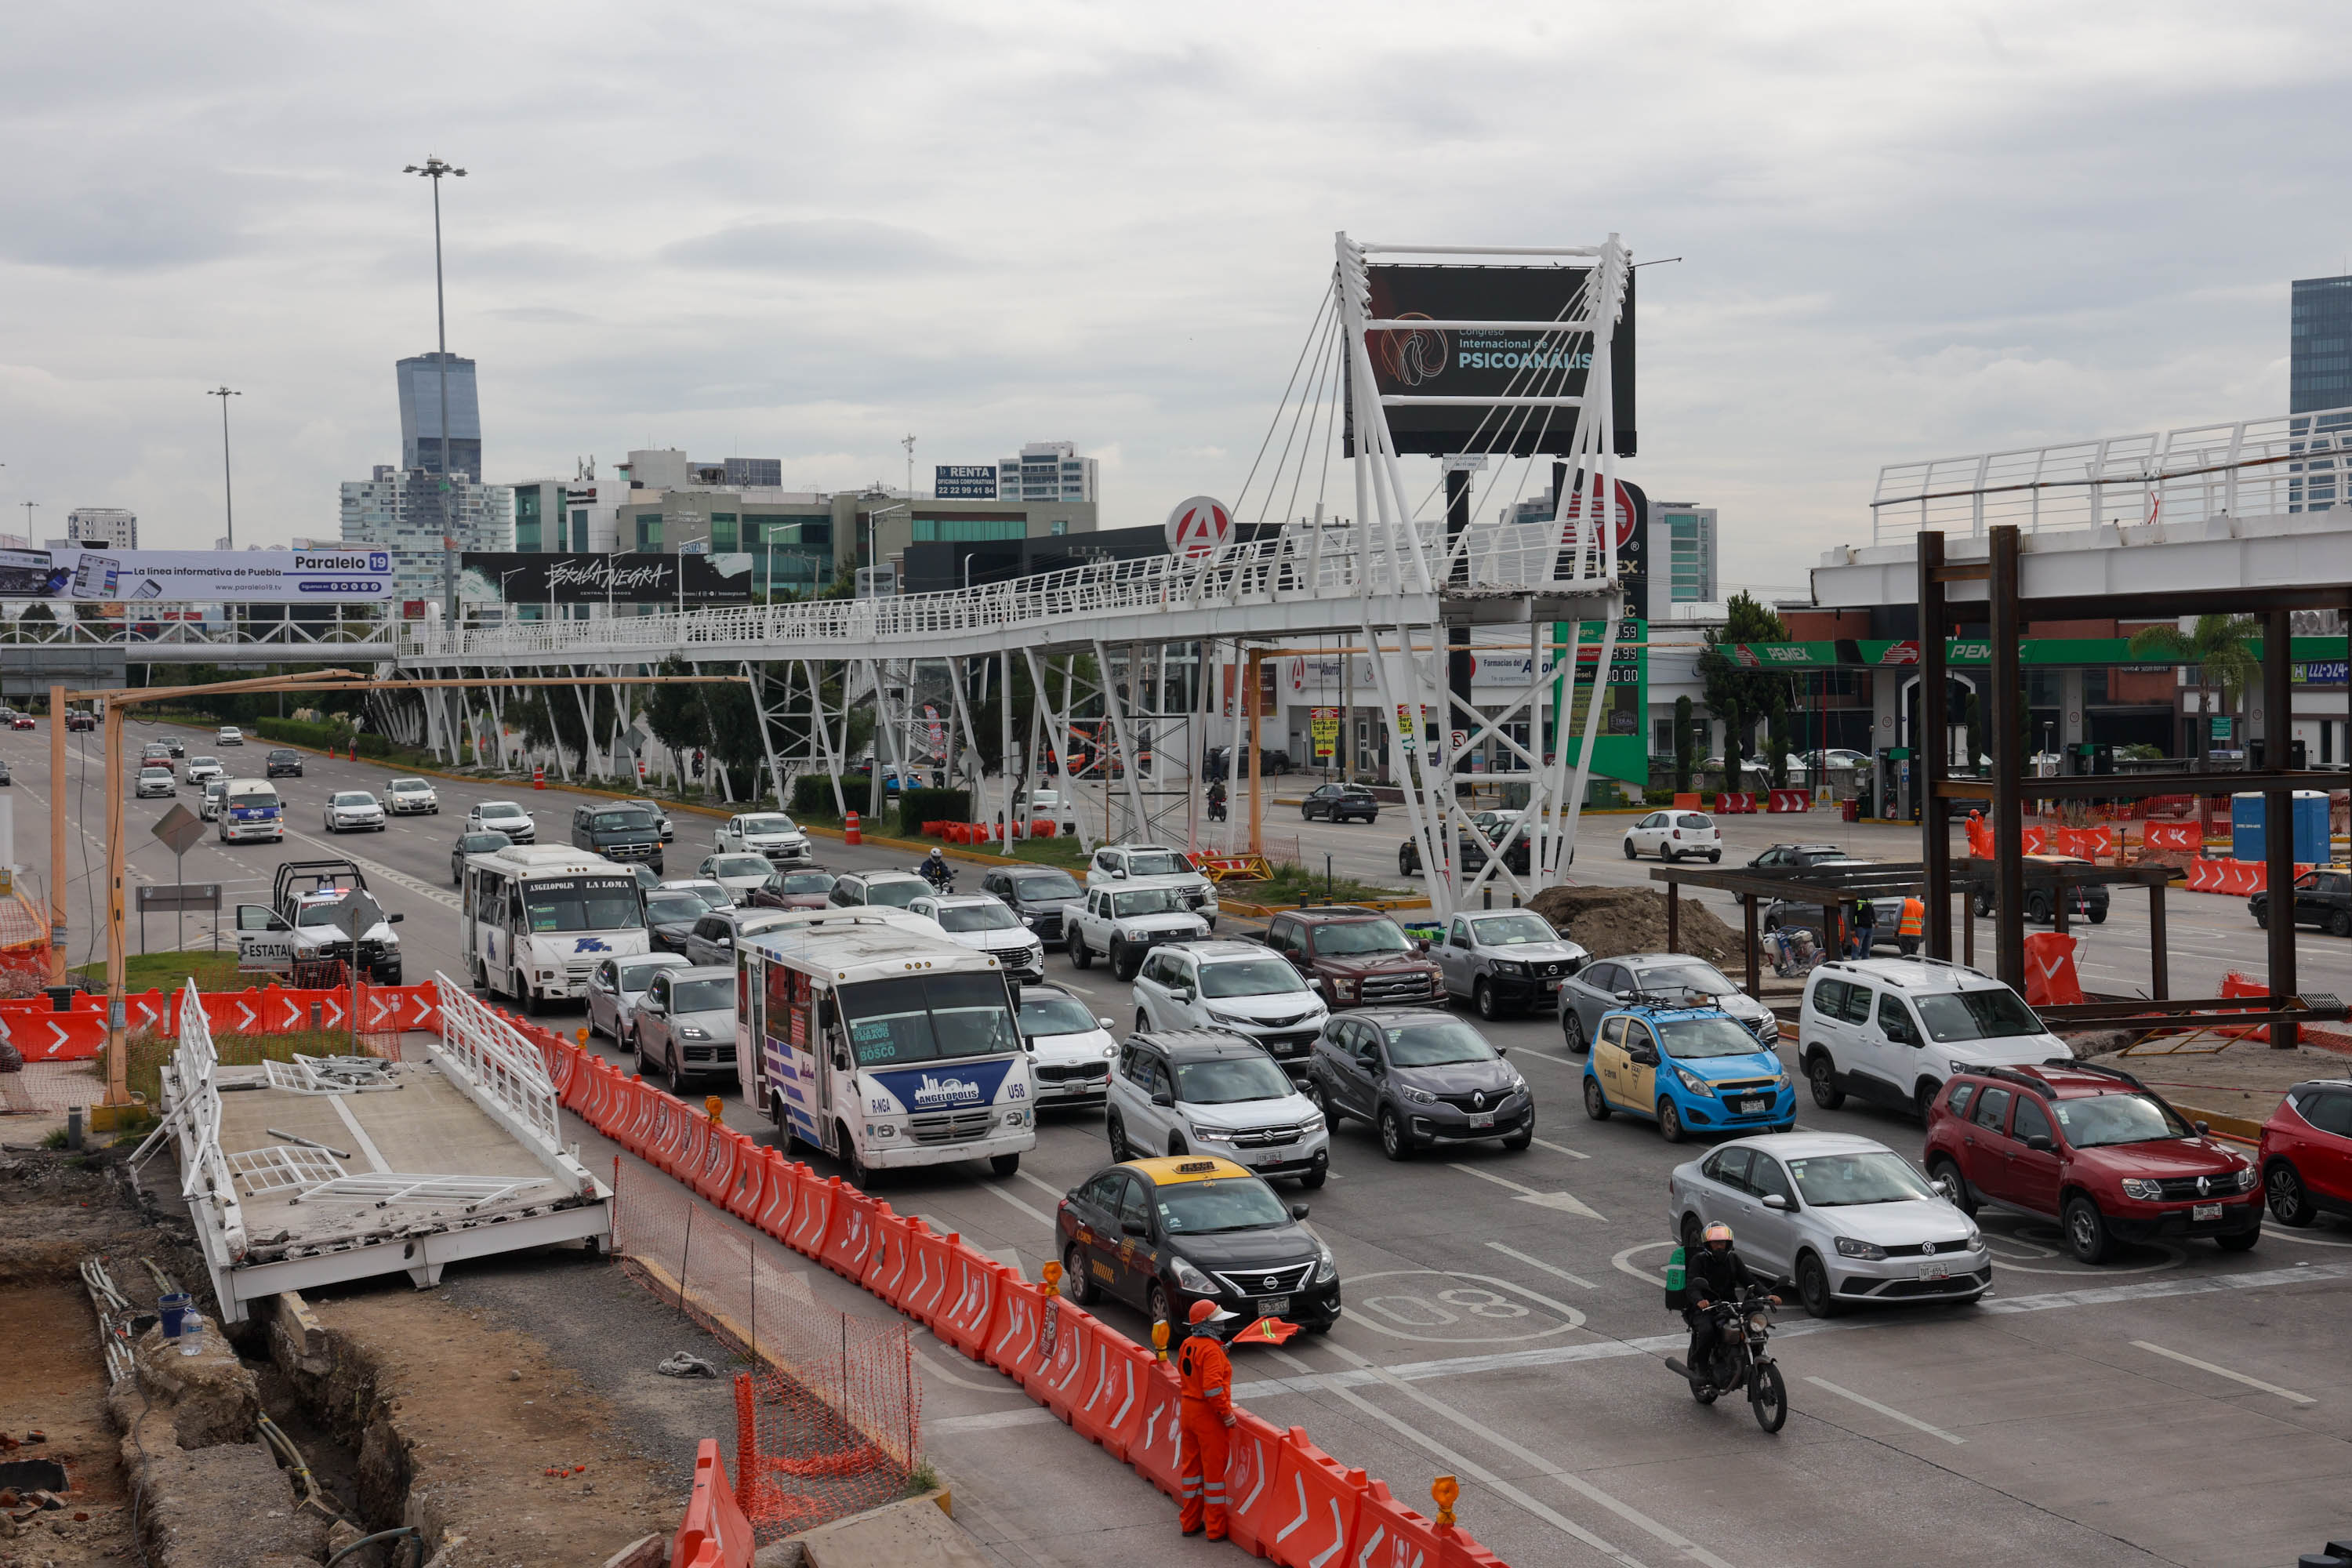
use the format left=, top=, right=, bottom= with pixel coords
left=205, top=387, right=240, bottom=550
left=963, top=553, right=977, bottom=591
left=862, top=502, right=907, bottom=600
left=404, top=154, right=467, bottom=601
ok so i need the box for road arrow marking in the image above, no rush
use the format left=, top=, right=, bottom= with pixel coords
left=1446, top=1162, right=1606, bottom=1221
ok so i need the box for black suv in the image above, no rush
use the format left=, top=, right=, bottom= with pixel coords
left=1307, top=1009, right=1532, bottom=1160
left=978, top=865, right=1084, bottom=944
left=1300, top=783, right=1379, bottom=824
left=572, top=801, right=664, bottom=871
left=2251, top=866, right=2352, bottom=938
left=265, top=748, right=305, bottom=779
left=1056, top=1154, right=1340, bottom=1338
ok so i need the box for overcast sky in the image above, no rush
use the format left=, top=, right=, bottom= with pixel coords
left=4, top=2, right=2345, bottom=593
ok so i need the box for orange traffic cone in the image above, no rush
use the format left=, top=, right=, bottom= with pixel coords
left=845, top=810, right=862, bottom=844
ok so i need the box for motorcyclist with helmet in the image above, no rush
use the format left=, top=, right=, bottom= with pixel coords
left=920, top=846, right=953, bottom=891
left=1682, top=1221, right=1778, bottom=1392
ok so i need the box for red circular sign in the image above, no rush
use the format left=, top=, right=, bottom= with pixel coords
left=1165, top=495, right=1233, bottom=561
left=1555, top=478, right=1637, bottom=548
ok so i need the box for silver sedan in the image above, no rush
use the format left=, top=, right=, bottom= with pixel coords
left=630, top=965, right=740, bottom=1094
left=585, top=952, right=690, bottom=1046
left=1668, top=1131, right=1989, bottom=1318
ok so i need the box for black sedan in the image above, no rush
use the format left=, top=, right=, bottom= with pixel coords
left=266, top=748, right=305, bottom=778
left=978, top=866, right=1083, bottom=946
left=1301, top=783, right=1380, bottom=824
left=450, top=829, right=512, bottom=886
left=1306, top=1011, right=1531, bottom=1160
left=644, top=888, right=719, bottom=955
left=1057, top=1155, right=1338, bottom=1339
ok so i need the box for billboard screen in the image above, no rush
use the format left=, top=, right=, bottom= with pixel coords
left=456, top=551, right=756, bottom=606
left=1350, top=265, right=1635, bottom=459
left=0, top=546, right=395, bottom=602
left=935, top=465, right=997, bottom=499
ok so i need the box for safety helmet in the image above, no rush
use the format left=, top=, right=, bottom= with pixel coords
left=1187, top=1298, right=1234, bottom=1326
left=928, top=847, right=943, bottom=859
left=1702, top=1221, right=1734, bottom=1247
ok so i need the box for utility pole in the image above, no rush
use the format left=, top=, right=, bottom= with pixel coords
left=205, top=387, right=241, bottom=549
left=405, top=154, right=467, bottom=619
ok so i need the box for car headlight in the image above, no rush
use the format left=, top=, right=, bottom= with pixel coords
left=1101, top=1044, right=1118, bottom=1058
left=1300, top=1112, right=1325, bottom=1134
left=1399, top=1086, right=1438, bottom=1105
left=1832, top=1236, right=1886, bottom=1260
left=1170, top=1256, right=1216, bottom=1293
left=1314, top=1242, right=1337, bottom=1283
left=1966, top=1230, right=1987, bottom=1251
left=1189, top=1124, right=1236, bottom=1142
left=1494, top=960, right=1529, bottom=977
left=1334, top=978, right=1359, bottom=999
left=1001, top=1108, right=1028, bottom=1127
left=1674, top=1067, right=1716, bottom=1098
left=2120, top=1178, right=2165, bottom=1201
left=1207, top=1009, right=1258, bottom=1028
left=2234, top=1164, right=2258, bottom=1193
left=1771, top=1072, right=1793, bottom=1091
left=681, top=1025, right=710, bottom=1040
left=1113, top=927, right=1135, bottom=942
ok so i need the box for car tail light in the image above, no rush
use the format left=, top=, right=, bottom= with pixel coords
left=1672, top=829, right=1682, bottom=840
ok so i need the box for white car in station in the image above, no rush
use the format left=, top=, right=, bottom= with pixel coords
left=136, top=765, right=176, bottom=799
left=1622, top=808, right=1722, bottom=863
left=716, top=811, right=813, bottom=864
left=909, top=892, right=1047, bottom=982
left=325, top=789, right=387, bottom=833
left=385, top=777, right=440, bottom=815
left=468, top=800, right=536, bottom=844
left=1130, top=940, right=1330, bottom=1077
left=183, top=755, right=225, bottom=786
left=1014, top=981, right=1118, bottom=1108
left=699, top=852, right=780, bottom=904
left=216, top=725, right=245, bottom=746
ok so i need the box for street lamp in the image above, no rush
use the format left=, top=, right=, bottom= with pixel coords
left=862, top=501, right=907, bottom=599
left=404, top=154, right=467, bottom=587
left=205, top=387, right=240, bottom=550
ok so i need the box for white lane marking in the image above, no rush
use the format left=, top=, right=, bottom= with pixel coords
left=1013, top=1168, right=1066, bottom=1203
left=325, top=1094, right=391, bottom=1173
left=929, top=1406, right=1058, bottom=1434
left=1511, top=1045, right=1583, bottom=1067
left=1530, top=1136, right=1589, bottom=1161
left=1447, top=1162, right=1605, bottom=1221
left=1486, top=1240, right=1598, bottom=1290
left=2130, top=1340, right=2316, bottom=1404
left=1272, top=1342, right=1728, bottom=1568
left=1804, top=1377, right=1966, bottom=1444
left=982, top=1182, right=1057, bottom=1228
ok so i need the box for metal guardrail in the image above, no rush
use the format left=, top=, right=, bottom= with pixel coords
left=430, top=974, right=563, bottom=1150
left=166, top=978, right=249, bottom=1259
left=1, top=617, right=399, bottom=655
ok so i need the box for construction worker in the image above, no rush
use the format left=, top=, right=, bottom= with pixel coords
left=1897, top=894, right=1926, bottom=956
left=1175, top=1298, right=1238, bottom=1539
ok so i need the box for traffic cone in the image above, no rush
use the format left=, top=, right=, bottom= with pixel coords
left=533, top=764, right=546, bottom=789
left=845, top=810, right=861, bottom=845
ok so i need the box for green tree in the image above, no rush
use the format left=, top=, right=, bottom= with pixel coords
left=1672, top=694, right=1694, bottom=793
left=2125, top=614, right=2260, bottom=760
left=1697, top=592, right=1792, bottom=789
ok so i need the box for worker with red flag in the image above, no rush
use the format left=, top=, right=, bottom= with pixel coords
left=1175, top=1299, right=1237, bottom=1538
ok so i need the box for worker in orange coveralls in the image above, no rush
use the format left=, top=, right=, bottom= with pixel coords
left=1176, top=1298, right=1238, bottom=1538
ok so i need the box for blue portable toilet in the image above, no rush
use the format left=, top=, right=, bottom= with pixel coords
left=2231, top=791, right=2330, bottom=865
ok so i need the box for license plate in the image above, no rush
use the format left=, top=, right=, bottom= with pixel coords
left=1918, top=1264, right=1949, bottom=1281
left=1544, top=978, right=1562, bottom=992
left=1468, top=1113, right=1494, bottom=1128
left=1257, top=1296, right=1290, bottom=1318
left=1737, top=1098, right=1768, bottom=1116
left=2193, top=1202, right=2222, bottom=1221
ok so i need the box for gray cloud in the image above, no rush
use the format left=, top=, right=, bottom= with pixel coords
left=662, top=220, right=963, bottom=274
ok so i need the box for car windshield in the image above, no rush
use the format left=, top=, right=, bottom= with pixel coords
left=1124, top=851, right=1194, bottom=877
left=864, top=879, right=925, bottom=909
left=523, top=876, right=643, bottom=932
left=191, top=757, right=218, bottom=768
left=296, top=901, right=358, bottom=927
left=1629, top=961, right=1738, bottom=999
left=1385, top=1019, right=1499, bottom=1066
left=228, top=789, right=278, bottom=808
left=1784, top=1151, right=1940, bottom=1207
left=140, top=768, right=170, bottom=779
left=1676, top=814, right=1715, bottom=829
left=390, top=779, right=427, bottom=793
left=1009, top=872, right=1081, bottom=902
left=268, top=751, right=296, bottom=761
left=739, top=815, right=796, bottom=835
left=1112, top=887, right=1188, bottom=917
left=839, top=972, right=1018, bottom=1065
left=712, top=855, right=771, bottom=878
left=1914, top=988, right=2043, bottom=1042
left=1659, top=1015, right=1770, bottom=1059
left=617, top=961, right=676, bottom=992
left=463, top=833, right=510, bottom=851
left=1469, top=914, right=1555, bottom=947
left=1156, top=1178, right=1292, bottom=1236
left=672, top=978, right=734, bottom=1014
left=1200, top=958, right=1306, bottom=998
left=1175, top=1056, right=1294, bottom=1105
left=593, top=809, right=654, bottom=831
left=332, top=793, right=374, bottom=807
left=480, top=804, right=526, bottom=822
left=2051, top=1092, right=2196, bottom=1147
left=1018, top=994, right=1099, bottom=1038
left=779, top=871, right=834, bottom=894
left=939, top=903, right=1020, bottom=933
left=1313, top=919, right=1409, bottom=956
left=645, top=894, right=709, bottom=924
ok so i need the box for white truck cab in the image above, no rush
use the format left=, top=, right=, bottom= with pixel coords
left=1062, top=884, right=1211, bottom=980
left=1085, top=844, right=1219, bottom=928
left=1797, top=956, right=2069, bottom=1120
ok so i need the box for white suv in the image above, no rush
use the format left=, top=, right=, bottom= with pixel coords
left=910, top=892, right=1046, bottom=982
left=1797, top=957, right=2068, bottom=1121
left=1131, top=942, right=1329, bottom=1079
left=717, top=811, right=812, bottom=864
left=1105, top=1029, right=1330, bottom=1187
left=1622, top=809, right=1721, bottom=863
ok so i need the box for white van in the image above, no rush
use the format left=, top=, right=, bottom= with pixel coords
left=463, top=844, right=649, bottom=1012
left=1797, top=957, right=2067, bottom=1120
left=219, top=779, right=285, bottom=844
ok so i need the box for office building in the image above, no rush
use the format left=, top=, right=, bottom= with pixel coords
left=397, top=353, right=483, bottom=480
left=339, top=464, right=514, bottom=602
left=1655, top=503, right=1717, bottom=604
left=2292, top=275, right=2352, bottom=414
left=510, top=479, right=629, bottom=554
left=66, top=507, right=138, bottom=550
left=996, top=441, right=1098, bottom=503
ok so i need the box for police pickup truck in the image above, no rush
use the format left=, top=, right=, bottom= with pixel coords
left=232, top=859, right=406, bottom=983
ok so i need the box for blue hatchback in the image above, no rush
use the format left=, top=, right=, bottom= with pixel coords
left=1581, top=1004, right=1794, bottom=1142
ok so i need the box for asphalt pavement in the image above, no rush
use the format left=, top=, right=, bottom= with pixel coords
left=12, top=720, right=2352, bottom=1567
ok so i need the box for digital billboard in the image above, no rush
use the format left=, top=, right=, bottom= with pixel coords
left=1349, top=265, right=1636, bottom=459
left=457, top=552, right=756, bottom=606
left=0, top=547, right=395, bottom=602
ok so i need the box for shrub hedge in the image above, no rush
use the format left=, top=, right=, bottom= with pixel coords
left=253, top=716, right=393, bottom=758
left=897, top=787, right=969, bottom=837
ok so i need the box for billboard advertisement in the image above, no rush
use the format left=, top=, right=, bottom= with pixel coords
left=0, top=546, right=395, bottom=603
left=456, top=552, right=756, bottom=606
left=1348, top=265, right=1636, bottom=459
left=935, top=465, right=997, bottom=499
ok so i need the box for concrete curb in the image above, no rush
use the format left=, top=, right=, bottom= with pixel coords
left=752, top=1490, right=960, bottom=1568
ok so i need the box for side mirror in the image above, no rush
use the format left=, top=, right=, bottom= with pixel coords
left=1150, top=1088, right=1174, bottom=1109
left=1631, top=1045, right=1659, bottom=1066
left=1172, top=986, right=1194, bottom=1002
left=2194, top=1120, right=2210, bottom=1136
left=389, top=912, right=405, bottom=924
left=1290, top=1203, right=1311, bottom=1221
left=2024, top=1134, right=2055, bottom=1153
left=1932, top=1174, right=1961, bottom=1203
left=1111, top=869, right=1127, bottom=880
left=1098, top=1018, right=1116, bottom=1030
left=1494, top=1044, right=1509, bottom=1058
left=1761, top=1193, right=1792, bottom=1212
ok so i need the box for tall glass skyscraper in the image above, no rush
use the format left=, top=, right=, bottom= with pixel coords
left=2290, top=275, right=2352, bottom=413
left=396, top=352, right=482, bottom=479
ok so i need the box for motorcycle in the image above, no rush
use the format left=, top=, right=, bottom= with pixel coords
left=916, top=862, right=957, bottom=895
left=1761, top=925, right=1820, bottom=979
left=1665, top=1284, right=1788, bottom=1432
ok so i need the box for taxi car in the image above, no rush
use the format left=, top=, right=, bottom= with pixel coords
left=1056, top=1155, right=1339, bottom=1338
left=1582, top=1000, right=1795, bottom=1142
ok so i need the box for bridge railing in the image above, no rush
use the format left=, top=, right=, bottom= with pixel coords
left=0, top=614, right=398, bottom=655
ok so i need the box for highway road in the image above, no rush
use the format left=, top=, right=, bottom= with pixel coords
left=11, top=720, right=2352, bottom=1566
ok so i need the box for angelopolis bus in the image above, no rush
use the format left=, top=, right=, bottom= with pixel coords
left=463, top=844, right=648, bottom=1012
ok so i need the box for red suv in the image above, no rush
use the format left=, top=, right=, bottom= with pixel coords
left=1922, top=1061, right=2261, bottom=1264
left=2257, top=1078, right=2352, bottom=1228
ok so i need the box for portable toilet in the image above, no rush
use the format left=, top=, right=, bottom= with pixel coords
left=2231, top=791, right=2330, bottom=865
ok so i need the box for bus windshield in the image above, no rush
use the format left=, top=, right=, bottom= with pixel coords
left=840, top=972, right=1019, bottom=1066
left=523, top=876, right=642, bottom=932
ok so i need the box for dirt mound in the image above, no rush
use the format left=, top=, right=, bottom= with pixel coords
left=1528, top=885, right=1743, bottom=967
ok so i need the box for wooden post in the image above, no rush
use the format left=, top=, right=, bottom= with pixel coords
left=48, top=683, right=68, bottom=986
left=103, top=698, right=130, bottom=1108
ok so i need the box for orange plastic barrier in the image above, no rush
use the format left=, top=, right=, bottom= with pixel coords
left=1267, top=1428, right=1368, bottom=1568
left=897, top=1225, right=960, bottom=1328
left=934, top=1251, right=1005, bottom=1360
left=2020, top=826, right=2050, bottom=855
left=580, top=1056, right=621, bottom=1131
left=644, top=1092, right=696, bottom=1176
left=1766, top=789, right=1810, bottom=813
left=1028, top=1300, right=1097, bottom=1422
left=2022, top=932, right=2085, bottom=1007
left=691, top=1126, right=746, bottom=1207
left=981, top=1277, right=1051, bottom=1377
left=785, top=1173, right=840, bottom=1258
left=2186, top=858, right=2311, bottom=895
left=2146, top=822, right=2204, bottom=852
left=1218, top=1410, right=1290, bottom=1558
left=817, top=1185, right=880, bottom=1279
left=673, top=1107, right=716, bottom=1182
left=753, top=1151, right=801, bottom=1241
left=1125, top=1363, right=1186, bottom=1498
left=1352, top=1479, right=1454, bottom=1568
left=861, top=1208, right=923, bottom=1308
left=1715, top=791, right=1756, bottom=814
left=1, top=1009, right=106, bottom=1061
left=2058, top=825, right=2116, bottom=861
left=721, top=1143, right=772, bottom=1225
left=1073, top=1333, right=1155, bottom=1461
left=670, top=1439, right=756, bottom=1568
left=546, top=1045, right=580, bottom=1101
left=1671, top=792, right=1700, bottom=809
left=620, top=1076, right=665, bottom=1160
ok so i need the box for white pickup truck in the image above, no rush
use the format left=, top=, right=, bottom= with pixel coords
left=1060, top=884, right=1210, bottom=980
left=1084, top=843, right=1220, bottom=929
